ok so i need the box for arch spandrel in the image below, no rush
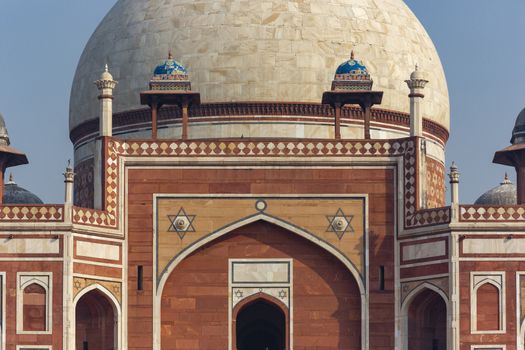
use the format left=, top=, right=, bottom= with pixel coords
left=155, top=196, right=367, bottom=289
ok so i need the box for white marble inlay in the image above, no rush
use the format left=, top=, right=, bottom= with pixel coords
left=463, top=238, right=525, bottom=255
left=0, top=238, right=59, bottom=255
left=76, top=241, right=120, bottom=261
left=403, top=240, right=446, bottom=261
left=232, top=261, right=289, bottom=283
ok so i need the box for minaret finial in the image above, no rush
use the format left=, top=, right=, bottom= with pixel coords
left=350, top=50, right=355, bottom=60
left=415, top=63, right=419, bottom=71
left=105, top=63, right=109, bottom=72
left=8, top=173, right=13, bottom=183
left=168, top=50, right=173, bottom=60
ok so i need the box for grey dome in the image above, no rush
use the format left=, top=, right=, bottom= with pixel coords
left=512, top=108, right=525, bottom=144
left=474, top=174, right=517, bottom=205
left=3, top=176, right=43, bottom=205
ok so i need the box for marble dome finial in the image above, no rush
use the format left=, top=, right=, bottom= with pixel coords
left=8, top=173, right=13, bottom=184
left=502, top=172, right=512, bottom=185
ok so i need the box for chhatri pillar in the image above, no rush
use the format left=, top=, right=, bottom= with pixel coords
left=140, top=52, right=200, bottom=140
left=493, top=109, right=525, bottom=204
left=0, top=113, right=28, bottom=204
left=322, top=51, right=383, bottom=139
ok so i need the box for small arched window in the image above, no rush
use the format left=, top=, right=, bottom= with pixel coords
left=476, top=282, right=500, bottom=331
left=23, top=283, right=47, bottom=331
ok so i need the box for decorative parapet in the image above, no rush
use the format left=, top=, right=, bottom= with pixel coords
left=405, top=207, right=451, bottom=228
left=0, top=205, right=64, bottom=222
left=67, top=137, right=452, bottom=231
left=72, top=207, right=116, bottom=227
left=460, top=205, right=525, bottom=222
left=69, top=104, right=449, bottom=146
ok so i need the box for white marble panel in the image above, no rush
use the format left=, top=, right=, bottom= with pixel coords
left=0, top=238, right=59, bottom=255
left=463, top=238, right=525, bottom=255
left=76, top=240, right=120, bottom=261
left=403, top=240, right=446, bottom=261
left=232, top=261, right=289, bottom=283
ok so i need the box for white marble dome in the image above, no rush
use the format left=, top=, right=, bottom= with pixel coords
left=69, top=0, right=450, bottom=132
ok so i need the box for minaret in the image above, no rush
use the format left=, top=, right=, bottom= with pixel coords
left=93, top=65, right=117, bottom=209
left=449, top=162, right=460, bottom=221
left=405, top=65, right=429, bottom=137
left=94, top=64, right=118, bottom=137
left=63, top=160, right=75, bottom=222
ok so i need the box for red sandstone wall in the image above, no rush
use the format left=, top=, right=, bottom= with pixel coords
left=127, top=167, right=396, bottom=350
left=163, top=221, right=360, bottom=349
left=459, top=261, right=520, bottom=350
left=4, top=261, right=63, bottom=349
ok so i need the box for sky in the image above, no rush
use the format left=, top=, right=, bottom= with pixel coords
left=0, top=0, right=524, bottom=204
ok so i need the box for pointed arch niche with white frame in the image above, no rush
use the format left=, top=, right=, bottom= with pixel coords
left=16, top=272, right=52, bottom=335
left=399, top=282, right=451, bottom=350
left=72, top=283, right=122, bottom=350
left=470, top=272, right=506, bottom=334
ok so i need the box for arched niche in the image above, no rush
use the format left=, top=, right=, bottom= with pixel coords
left=400, top=283, right=450, bottom=350
left=74, top=285, right=121, bottom=350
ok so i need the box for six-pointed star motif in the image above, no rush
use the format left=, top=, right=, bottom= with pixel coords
left=326, top=208, right=354, bottom=239
left=167, top=207, right=196, bottom=239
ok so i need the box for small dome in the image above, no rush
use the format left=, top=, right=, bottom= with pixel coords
left=511, top=107, right=525, bottom=144
left=474, top=174, right=517, bottom=205
left=332, top=51, right=373, bottom=91
left=409, top=64, right=426, bottom=81
left=100, top=64, right=114, bottom=81
left=153, top=52, right=188, bottom=78
left=3, top=174, right=43, bottom=205
left=335, top=52, right=369, bottom=77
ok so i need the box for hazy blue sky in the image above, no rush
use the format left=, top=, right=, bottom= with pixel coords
left=0, top=1, right=524, bottom=204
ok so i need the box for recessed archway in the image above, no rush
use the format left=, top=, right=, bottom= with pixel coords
left=75, top=288, right=118, bottom=350
left=159, top=220, right=362, bottom=350
left=234, top=294, right=288, bottom=350
left=401, top=284, right=448, bottom=350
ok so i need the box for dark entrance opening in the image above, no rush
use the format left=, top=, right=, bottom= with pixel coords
left=75, top=289, right=116, bottom=350
left=408, top=288, right=447, bottom=350
left=236, top=298, right=286, bottom=350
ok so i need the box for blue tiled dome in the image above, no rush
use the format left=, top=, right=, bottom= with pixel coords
left=153, top=53, right=188, bottom=77
left=336, top=59, right=368, bottom=75
left=331, top=51, right=373, bottom=91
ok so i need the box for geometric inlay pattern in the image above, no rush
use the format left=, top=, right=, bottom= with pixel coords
left=326, top=208, right=354, bottom=239
left=167, top=207, right=196, bottom=239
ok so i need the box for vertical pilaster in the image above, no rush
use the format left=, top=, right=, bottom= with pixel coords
left=181, top=100, right=189, bottom=140
left=334, top=103, right=342, bottom=139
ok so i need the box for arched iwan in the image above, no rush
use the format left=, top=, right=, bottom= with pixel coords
left=153, top=213, right=368, bottom=350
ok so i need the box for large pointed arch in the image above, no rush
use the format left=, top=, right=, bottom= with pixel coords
left=153, top=213, right=368, bottom=350
left=73, top=284, right=122, bottom=350
left=400, top=282, right=450, bottom=350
